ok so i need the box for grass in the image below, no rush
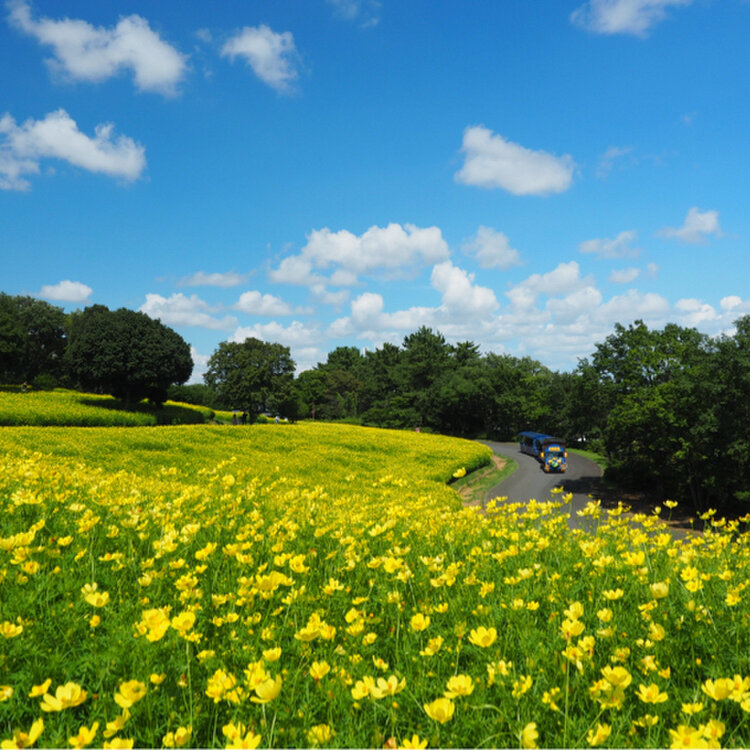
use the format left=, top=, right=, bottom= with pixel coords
left=450, top=454, right=517, bottom=508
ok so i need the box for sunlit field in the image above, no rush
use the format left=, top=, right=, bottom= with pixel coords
left=0, top=388, right=236, bottom=427
left=1, top=405, right=750, bottom=747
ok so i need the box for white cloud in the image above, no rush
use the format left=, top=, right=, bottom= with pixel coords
left=431, top=261, right=499, bottom=318
left=721, top=295, right=743, bottom=312
left=270, top=223, right=449, bottom=299
left=231, top=320, right=321, bottom=348
left=8, top=0, right=187, bottom=95
left=595, top=289, right=670, bottom=323
left=0, top=109, right=145, bottom=190
left=545, top=286, right=603, bottom=323
left=609, top=267, right=640, bottom=283
left=187, top=346, right=209, bottom=384
left=579, top=230, right=639, bottom=258
left=179, top=271, right=247, bottom=288
left=221, top=25, right=298, bottom=93
left=658, top=207, right=722, bottom=244
left=455, top=126, right=575, bottom=196
left=512, top=261, right=589, bottom=300
left=235, top=290, right=294, bottom=316
left=461, top=226, right=522, bottom=269
left=674, top=298, right=718, bottom=327
left=570, top=0, right=693, bottom=36
left=38, top=279, right=92, bottom=303
left=302, top=223, right=449, bottom=275
left=139, top=293, right=237, bottom=330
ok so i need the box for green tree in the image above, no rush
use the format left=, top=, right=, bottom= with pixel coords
left=65, top=305, right=192, bottom=407
left=204, top=338, right=295, bottom=419
left=0, top=293, right=67, bottom=384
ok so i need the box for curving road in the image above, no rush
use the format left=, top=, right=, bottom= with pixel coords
left=480, top=441, right=603, bottom=530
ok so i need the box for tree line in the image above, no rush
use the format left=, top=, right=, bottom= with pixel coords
left=2, top=292, right=749, bottom=513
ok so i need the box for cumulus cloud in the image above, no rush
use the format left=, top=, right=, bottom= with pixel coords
left=461, top=226, right=522, bottom=269
left=431, top=261, right=498, bottom=318
left=658, top=207, right=722, bottom=244
left=455, top=126, right=575, bottom=196
left=8, top=0, right=187, bottom=95
left=38, top=279, right=92, bottom=303
left=508, top=261, right=590, bottom=307
left=231, top=320, right=321, bottom=348
left=609, top=267, right=640, bottom=283
left=570, top=0, right=693, bottom=36
left=0, top=109, right=145, bottom=190
left=270, top=223, right=449, bottom=298
left=139, top=293, right=237, bottom=330
left=179, top=271, right=247, bottom=288
left=579, top=230, right=639, bottom=258
left=234, top=290, right=294, bottom=316
left=221, top=25, right=299, bottom=93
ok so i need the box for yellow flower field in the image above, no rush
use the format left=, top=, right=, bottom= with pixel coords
left=1, top=414, right=750, bottom=748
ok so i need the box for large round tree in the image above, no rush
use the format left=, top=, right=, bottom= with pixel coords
left=65, top=305, right=193, bottom=407
left=204, top=337, right=295, bottom=420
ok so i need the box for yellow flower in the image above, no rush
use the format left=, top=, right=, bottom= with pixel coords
left=0, top=622, right=23, bottom=639
left=424, top=697, right=455, bottom=723
left=452, top=467, right=466, bottom=478
left=681, top=702, right=704, bottom=715
left=637, top=683, right=668, bottom=704
left=84, top=590, right=110, bottom=607
left=68, top=722, right=99, bottom=749
left=564, top=601, right=584, bottom=620
left=307, top=725, right=334, bottom=747
left=0, top=686, right=13, bottom=702
left=136, top=607, right=171, bottom=642
left=102, top=739, right=134, bottom=749
left=602, top=589, right=624, bottom=600
left=170, top=611, right=196, bottom=637
left=1, top=718, right=43, bottom=749
left=263, top=647, right=281, bottom=662
left=102, top=710, right=130, bottom=739
left=309, top=661, right=331, bottom=681
left=586, top=722, right=611, bottom=746
left=222, top=722, right=261, bottom=749
left=520, top=722, right=539, bottom=749
left=669, top=725, right=709, bottom=749
left=444, top=674, right=474, bottom=698
left=398, top=734, right=427, bottom=749
left=601, top=666, right=632, bottom=688
left=250, top=674, right=282, bottom=704
left=89, top=615, right=101, bottom=628
left=163, top=726, right=192, bottom=748
left=150, top=673, right=166, bottom=685
left=40, top=682, right=87, bottom=712
left=650, top=581, right=670, bottom=599
left=419, top=636, right=443, bottom=656
left=560, top=618, right=585, bottom=639
left=702, top=678, right=733, bottom=701
left=468, top=626, right=497, bottom=648
left=114, top=680, right=147, bottom=709
left=410, top=613, right=430, bottom=631
left=371, top=675, right=406, bottom=699
left=512, top=675, right=533, bottom=699
left=351, top=676, right=375, bottom=700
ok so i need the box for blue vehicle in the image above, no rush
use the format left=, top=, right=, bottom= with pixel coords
left=518, top=431, right=567, bottom=473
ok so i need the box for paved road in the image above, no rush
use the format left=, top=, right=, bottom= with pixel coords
left=481, top=441, right=604, bottom=530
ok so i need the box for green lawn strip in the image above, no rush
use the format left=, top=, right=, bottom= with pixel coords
left=569, top=447, right=608, bottom=470
left=451, top=453, right=517, bottom=507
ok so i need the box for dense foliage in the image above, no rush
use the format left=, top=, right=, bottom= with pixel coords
left=65, top=306, right=193, bottom=407
left=0, top=294, right=66, bottom=386
left=1, top=423, right=749, bottom=748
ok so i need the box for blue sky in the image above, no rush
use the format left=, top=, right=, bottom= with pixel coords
left=3, top=0, right=749, bottom=380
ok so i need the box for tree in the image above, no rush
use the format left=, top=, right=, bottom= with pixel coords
left=204, top=338, right=295, bottom=419
left=0, top=293, right=66, bottom=384
left=65, top=306, right=192, bottom=407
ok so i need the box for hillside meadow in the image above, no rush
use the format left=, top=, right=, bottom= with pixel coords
left=1, top=390, right=750, bottom=748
